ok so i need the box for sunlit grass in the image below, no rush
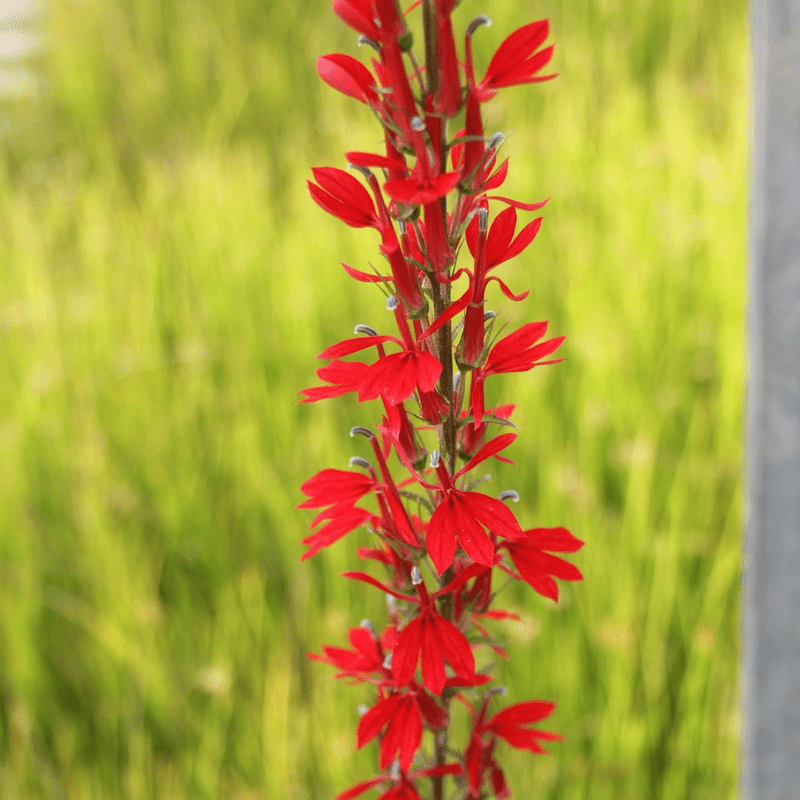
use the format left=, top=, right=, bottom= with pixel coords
left=0, top=0, right=745, bottom=797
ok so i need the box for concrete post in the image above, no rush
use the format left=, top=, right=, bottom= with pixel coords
left=743, top=0, right=800, bottom=798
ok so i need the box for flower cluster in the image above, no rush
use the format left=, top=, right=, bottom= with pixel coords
left=300, top=2, right=584, bottom=798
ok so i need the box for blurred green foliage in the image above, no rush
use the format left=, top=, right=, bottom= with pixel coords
left=0, top=0, right=745, bottom=797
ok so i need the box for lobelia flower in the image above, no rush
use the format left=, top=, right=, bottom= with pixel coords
left=463, top=693, right=562, bottom=798
left=336, top=763, right=462, bottom=800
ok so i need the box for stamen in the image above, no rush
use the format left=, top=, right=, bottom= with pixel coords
left=430, top=450, right=440, bottom=468
left=411, top=566, right=422, bottom=585
left=467, top=15, right=492, bottom=38
left=498, top=490, right=520, bottom=503
left=354, top=324, right=379, bottom=336
left=350, top=456, right=372, bottom=470
left=386, top=295, right=399, bottom=311
left=350, top=426, right=373, bottom=439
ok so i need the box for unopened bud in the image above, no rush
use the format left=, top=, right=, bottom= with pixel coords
left=350, top=426, right=373, bottom=439
left=498, top=490, right=519, bottom=503
left=430, top=450, right=440, bottom=468
left=386, top=295, right=399, bottom=311
left=467, top=15, right=492, bottom=38
left=354, top=324, right=379, bottom=336
left=411, top=566, right=422, bottom=585
left=350, top=456, right=372, bottom=470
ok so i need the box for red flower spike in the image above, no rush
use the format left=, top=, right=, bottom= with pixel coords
left=304, top=6, right=581, bottom=797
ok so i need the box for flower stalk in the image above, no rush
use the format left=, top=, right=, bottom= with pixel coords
left=301, top=3, right=584, bottom=798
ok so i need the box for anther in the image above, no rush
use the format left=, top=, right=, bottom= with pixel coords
left=430, top=450, right=440, bottom=469
left=350, top=426, right=373, bottom=439
left=467, top=15, right=492, bottom=38
left=411, top=566, right=422, bottom=585
left=479, top=207, right=488, bottom=233
left=360, top=619, right=377, bottom=636
left=386, top=295, right=399, bottom=311
left=498, top=490, right=520, bottom=503
left=487, top=132, right=505, bottom=151
left=383, top=652, right=393, bottom=670
left=357, top=35, right=381, bottom=52
left=354, top=324, right=379, bottom=336
left=488, top=685, right=507, bottom=697
left=411, top=116, right=425, bottom=132
left=358, top=703, right=370, bottom=716
left=350, top=456, right=372, bottom=470
left=348, top=163, right=374, bottom=180
left=484, top=310, right=496, bottom=322
left=453, top=372, right=461, bottom=392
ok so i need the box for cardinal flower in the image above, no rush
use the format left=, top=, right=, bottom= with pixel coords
left=357, top=683, right=448, bottom=771
left=464, top=693, right=561, bottom=798
left=344, top=568, right=477, bottom=694
left=499, top=526, right=584, bottom=602
left=470, top=321, right=564, bottom=425
left=424, top=435, right=523, bottom=574
left=309, top=623, right=391, bottom=682
left=336, top=764, right=462, bottom=800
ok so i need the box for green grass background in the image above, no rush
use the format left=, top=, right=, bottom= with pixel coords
left=0, top=0, right=745, bottom=797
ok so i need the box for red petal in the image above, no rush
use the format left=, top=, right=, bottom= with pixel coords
left=432, top=614, right=475, bottom=679
left=524, top=526, right=584, bottom=552
left=317, top=54, right=379, bottom=105
left=358, top=693, right=402, bottom=747
left=393, top=616, right=423, bottom=687
left=420, top=616, right=447, bottom=694
left=455, top=432, right=517, bottom=478
left=318, top=334, right=395, bottom=360
left=381, top=698, right=423, bottom=771
left=426, top=500, right=457, bottom=575
left=461, top=492, right=523, bottom=540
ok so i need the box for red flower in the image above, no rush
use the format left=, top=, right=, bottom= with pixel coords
left=476, top=20, right=557, bottom=102
left=357, top=684, right=448, bottom=771
left=499, top=526, right=584, bottom=602
left=336, top=764, right=462, bottom=800
left=345, top=569, right=477, bottom=694
left=309, top=166, right=380, bottom=229
left=464, top=694, right=561, bottom=798
left=298, top=467, right=378, bottom=511
left=470, top=321, right=564, bottom=424
left=299, top=359, right=367, bottom=402
left=317, top=53, right=380, bottom=107
left=424, top=435, right=523, bottom=574
left=308, top=624, right=390, bottom=681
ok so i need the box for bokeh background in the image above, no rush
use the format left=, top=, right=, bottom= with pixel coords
left=0, top=0, right=745, bottom=798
